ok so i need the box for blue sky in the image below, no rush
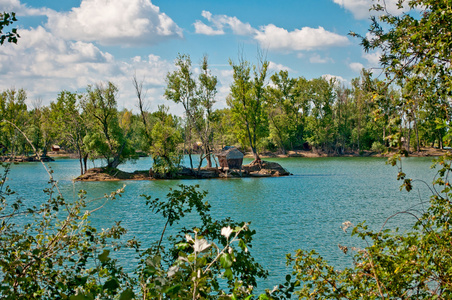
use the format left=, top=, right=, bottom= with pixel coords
left=0, top=0, right=407, bottom=114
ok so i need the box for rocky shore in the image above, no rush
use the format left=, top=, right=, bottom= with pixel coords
left=75, top=160, right=291, bottom=182
left=0, top=155, right=55, bottom=162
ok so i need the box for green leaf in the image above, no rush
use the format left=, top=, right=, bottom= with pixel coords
left=164, top=284, right=182, bottom=295
left=119, top=289, right=135, bottom=300
left=220, top=253, right=233, bottom=269
left=103, top=278, right=120, bottom=291
left=98, top=249, right=110, bottom=263
left=224, top=268, right=233, bottom=280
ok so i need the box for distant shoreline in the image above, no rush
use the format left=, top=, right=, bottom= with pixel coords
left=2, top=147, right=447, bottom=163
left=245, top=147, right=449, bottom=159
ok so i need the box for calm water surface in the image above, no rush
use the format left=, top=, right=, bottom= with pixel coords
left=5, top=156, right=438, bottom=290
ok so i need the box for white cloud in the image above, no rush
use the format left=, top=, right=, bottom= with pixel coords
left=268, top=61, right=292, bottom=72
left=193, top=20, right=224, bottom=35
left=0, top=26, right=180, bottom=112
left=333, top=0, right=412, bottom=20
left=45, top=0, right=183, bottom=46
left=195, top=11, right=349, bottom=52
left=322, top=74, right=347, bottom=85
left=362, top=51, right=381, bottom=66
left=255, top=24, right=349, bottom=51
left=296, top=53, right=305, bottom=59
left=310, top=54, right=334, bottom=64
left=194, top=10, right=257, bottom=36
left=0, top=25, right=237, bottom=115
left=349, top=62, right=364, bottom=72
left=1, top=0, right=51, bottom=16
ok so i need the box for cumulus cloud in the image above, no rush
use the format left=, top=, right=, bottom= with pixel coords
left=349, top=62, right=364, bottom=72
left=255, top=25, right=349, bottom=51
left=268, top=61, right=293, bottom=72
left=310, top=54, right=334, bottom=64
left=194, top=10, right=257, bottom=36
left=45, top=0, right=183, bottom=46
left=0, top=25, right=236, bottom=115
left=1, top=0, right=51, bottom=16
left=0, top=26, right=180, bottom=112
left=195, top=11, right=349, bottom=52
left=193, top=20, right=224, bottom=35
left=322, top=74, right=347, bottom=85
left=332, top=0, right=412, bottom=19
left=362, top=51, right=381, bottom=66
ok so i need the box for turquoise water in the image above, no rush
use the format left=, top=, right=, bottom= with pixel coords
left=4, top=156, right=438, bottom=290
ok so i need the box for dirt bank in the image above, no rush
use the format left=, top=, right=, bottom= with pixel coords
left=74, top=161, right=291, bottom=182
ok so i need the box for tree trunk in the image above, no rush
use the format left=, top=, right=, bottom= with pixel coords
left=83, top=154, right=88, bottom=174
left=413, top=115, right=420, bottom=153
left=205, top=151, right=212, bottom=168
left=79, top=156, right=84, bottom=176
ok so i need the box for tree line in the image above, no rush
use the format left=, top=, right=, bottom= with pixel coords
left=1, top=56, right=449, bottom=176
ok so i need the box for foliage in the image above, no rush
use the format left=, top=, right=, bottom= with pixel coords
left=0, top=12, right=19, bottom=45
left=0, top=149, right=269, bottom=299
left=50, top=91, right=89, bottom=175
left=165, top=54, right=218, bottom=169
left=354, top=0, right=452, bottom=151
left=228, top=56, right=269, bottom=162
left=276, top=153, right=452, bottom=299
left=149, top=105, right=183, bottom=178
left=0, top=89, right=28, bottom=155
left=139, top=184, right=268, bottom=298
left=82, top=82, right=135, bottom=169
left=0, top=160, right=133, bottom=299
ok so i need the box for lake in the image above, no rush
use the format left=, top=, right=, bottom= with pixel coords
left=4, top=155, right=438, bottom=291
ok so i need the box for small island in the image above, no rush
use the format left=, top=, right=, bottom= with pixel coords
left=75, top=147, right=290, bottom=181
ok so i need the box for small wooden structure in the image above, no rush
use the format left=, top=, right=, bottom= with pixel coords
left=51, top=145, right=61, bottom=152
left=216, top=146, right=244, bottom=169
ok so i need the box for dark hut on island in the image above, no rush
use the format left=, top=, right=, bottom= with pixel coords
left=216, top=146, right=244, bottom=169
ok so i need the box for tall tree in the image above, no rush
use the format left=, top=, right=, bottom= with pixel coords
left=165, top=54, right=218, bottom=169
left=0, top=89, right=28, bottom=155
left=50, top=91, right=89, bottom=175
left=267, top=70, right=302, bottom=153
left=82, top=82, right=133, bottom=169
left=229, top=56, right=269, bottom=164
left=149, top=105, right=183, bottom=178
left=195, top=55, right=218, bottom=167
left=354, top=0, right=452, bottom=150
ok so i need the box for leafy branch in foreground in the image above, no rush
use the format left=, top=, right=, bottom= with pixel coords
left=0, top=159, right=133, bottom=299
left=271, top=153, right=452, bottom=299
left=0, top=12, right=19, bottom=45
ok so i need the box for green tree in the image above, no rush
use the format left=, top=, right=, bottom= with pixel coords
left=50, top=91, right=89, bottom=175
left=0, top=89, right=28, bottom=155
left=354, top=0, right=452, bottom=150
left=149, top=105, right=183, bottom=178
left=82, top=82, right=134, bottom=169
left=165, top=54, right=218, bottom=170
left=281, top=1, right=452, bottom=298
left=195, top=55, right=218, bottom=168
left=228, top=57, right=269, bottom=163
left=304, top=77, right=336, bottom=153
left=266, top=70, right=301, bottom=154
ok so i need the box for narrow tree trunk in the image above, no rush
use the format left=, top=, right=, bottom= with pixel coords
left=413, top=115, right=420, bottom=153
left=79, top=156, right=84, bottom=176
left=205, top=150, right=212, bottom=168
left=406, top=123, right=411, bottom=153
left=83, top=154, right=88, bottom=174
